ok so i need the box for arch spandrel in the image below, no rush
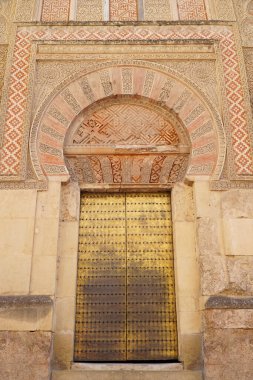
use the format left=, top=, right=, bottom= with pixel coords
left=30, top=61, right=226, bottom=185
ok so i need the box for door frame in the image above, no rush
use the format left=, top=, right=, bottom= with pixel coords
left=53, top=181, right=201, bottom=370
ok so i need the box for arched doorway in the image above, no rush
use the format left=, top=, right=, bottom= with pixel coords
left=63, top=95, right=190, bottom=362
left=29, top=61, right=224, bottom=366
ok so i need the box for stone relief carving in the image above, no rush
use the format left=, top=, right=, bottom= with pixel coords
left=64, top=96, right=189, bottom=186
left=65, top=154, right=189, bottom=186
left=68, top=101, right=180, bottom=147
left=76, top=0, right=103, bottom=21
left=244, top=49, right=253, bottom=112
left=143, top=0, right=171, bottom=21
left=15, top=0, right=35, bottom=21
left=163, top=61, right=218, bottom=108
left=33, top=58, right=218, bottom=119
left=233, top=0, right=253, bottom=46
left=34, top=61, right=91, bottom=116
left=213, top=0, right=235, bottom=21
left=0, top=0, right=15, bottom=43
left=0, top=46, right=8, bottom=103
left=110, top=0, right=138, bottom=21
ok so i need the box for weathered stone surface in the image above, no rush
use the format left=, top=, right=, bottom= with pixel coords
left=53, top=333, right=73, bottom=370
left=36, top=182, right=61, bottom=219
left=58, top=221, right=79, bottom=257
left=206, top=295, right=253, bottom=309
left=221, top=189, right=253, bottom=218
left=180, top=334, right=202, bottom=370
left=227, top=257, right=253, bottom=294
left=194, top=181, right=221, bottom=218
left=200, top=254, right=229, bottom=295
left=197, top=218, right=220, bottom=256
left=173, top=222, right=196, bottom=258
left=0, top=295, right=53, bottom=331
left=172, top=183, right=195, bottom=222
left=0, top=254, right=32, bottom=295
left=0, top=331, right=52, bottom=380
left=0, top=189, right=37, bottom=218
left=60, top=182, right=80, bottom=222
left=30, top=255, right=57, bottom=295
left=204, top=309, right=253, bottom=329
left=223, top=218, right=253, bottom=256
left=204, top=329, right=253, bottom=380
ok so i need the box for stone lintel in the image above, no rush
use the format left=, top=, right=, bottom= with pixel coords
left=205, top=296, right=253, bottom=309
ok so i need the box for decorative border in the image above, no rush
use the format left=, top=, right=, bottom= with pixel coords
left=0, top=24, right=252, bottom=182
left=31, top=60, right=224, bottom=181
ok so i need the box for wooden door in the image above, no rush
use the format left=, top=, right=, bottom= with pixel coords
left=74, top=193, right=177, bottom=362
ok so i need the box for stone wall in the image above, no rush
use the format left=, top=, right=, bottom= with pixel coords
left=0, top=184, right=61, bottom=379
left=194, top=182, right=253, bottom=379
left=0, top=296, right=53, bottom=380
left=204, top=297, right=253, bottom=380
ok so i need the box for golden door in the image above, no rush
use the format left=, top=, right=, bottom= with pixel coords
left=74, top=193, right=178, bottom=362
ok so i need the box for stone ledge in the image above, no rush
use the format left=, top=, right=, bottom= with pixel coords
left=0, top=295, right=53, bottom=308
left=72, top=363, right=183, bottom=371
left=205, top=296, right=253, bottom=309
left=52, top=369, right=202, bottom=380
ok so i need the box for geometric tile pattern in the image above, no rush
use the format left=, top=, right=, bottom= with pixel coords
left=41, top=0, right=70, bottom=22
left=110, top=0, right=138, bottom=21
left=1, top=25, right=253, bottom=180
left=0, top=33, right=30, bottom=176
left=71, top=103, right=180, bottom=146
left=177, top=0, right=207, bottom=20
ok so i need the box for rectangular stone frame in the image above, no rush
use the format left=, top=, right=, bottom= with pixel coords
left=53, top=181, right=201, bottom=377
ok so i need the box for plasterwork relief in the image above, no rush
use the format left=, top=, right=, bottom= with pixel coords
left=34, top=45, right=218, bottom=119
left=32, top=61, right=223, bottom=183
left=1, top=24, right=252, bottom=189
left=143, top=0, right=171, bottom=21
left=177, top=0, right=207, bottom=20
left=15, top=0, right=35, bottom=22
left=0, top=46, right=8, bottom=104
left=66, top=98, right=182, bottom=147
left=41, top=0, right=70, bottom=22
left=212, top=0, right=236, bottom=21
left=64, top=96, right=189, bottom=186
left=110, top=0, right=138, bottom=21
left=0, top=0, right=16, bottom=44
left=76, top=0, right=103, bottom=21
left=244, top=49, right=253, bottom=112
left=162, top=61, right=218, bottom=109
left=34, top=61, right=91, bottom=117
left=233, top=0, right=253, bottom=47
left=66, top=154, right=188, bottom=186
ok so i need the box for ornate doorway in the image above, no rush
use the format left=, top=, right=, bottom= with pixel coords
left=74, top=192, right=178, bottom=362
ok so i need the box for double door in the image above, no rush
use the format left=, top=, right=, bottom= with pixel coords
left=74, top=193, right=178, bottom=362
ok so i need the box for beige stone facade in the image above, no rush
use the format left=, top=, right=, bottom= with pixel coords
left=0, top=1, right=253, bottom=379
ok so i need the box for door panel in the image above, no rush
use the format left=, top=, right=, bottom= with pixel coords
left=74, top=194, right=127, bottom=361
left=74, top=193, right=178, bottom=362
left=126, top=193, right=177, bottom=360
